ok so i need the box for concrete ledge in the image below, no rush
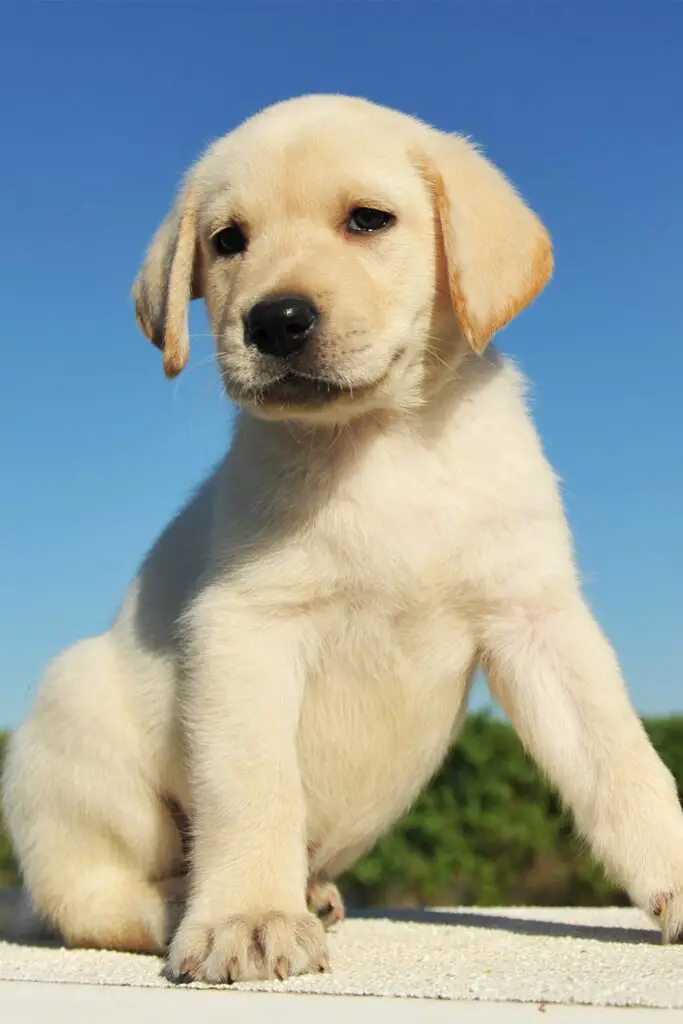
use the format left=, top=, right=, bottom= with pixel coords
left=1, top=907, right=682, bottom=1015
left=3, top=984, right=683, bottom=1023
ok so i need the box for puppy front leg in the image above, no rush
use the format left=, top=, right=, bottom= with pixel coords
left=480, top=589, right=683, bottom=942
left=168, top=595, right=327, bottom=983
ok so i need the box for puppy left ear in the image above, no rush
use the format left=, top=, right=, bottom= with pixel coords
left=132, top=181, right=202, bottom=379
left=419, top=133, right=553, bottom=353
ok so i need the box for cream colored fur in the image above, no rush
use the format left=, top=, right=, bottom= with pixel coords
left=3, top=96, right=682, bottom=983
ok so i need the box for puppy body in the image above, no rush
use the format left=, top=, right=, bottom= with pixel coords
left=4, top=96, right=683, bottom=979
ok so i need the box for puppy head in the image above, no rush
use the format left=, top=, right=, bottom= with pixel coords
left=134, top=95, right=552, bottom=423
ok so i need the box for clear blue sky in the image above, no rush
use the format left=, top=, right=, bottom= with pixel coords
left=1, top=3, right=681, bottom=729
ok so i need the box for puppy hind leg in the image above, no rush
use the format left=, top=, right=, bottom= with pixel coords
left=2, top=636, right=185, bottom=953
left=8, top=794, right=185, bottom=953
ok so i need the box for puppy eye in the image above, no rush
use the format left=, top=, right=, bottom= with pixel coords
left=347, top=207, right=396, bottom=234
left=212, top=223, right=248, bottom=257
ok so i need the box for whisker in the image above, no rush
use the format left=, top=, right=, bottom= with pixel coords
left=170, top=353, right=222, bottom=402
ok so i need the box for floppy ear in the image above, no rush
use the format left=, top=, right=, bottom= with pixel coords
left=132, top=183, right=203, bottom=378
left=421, top=133, right=553, bottom=353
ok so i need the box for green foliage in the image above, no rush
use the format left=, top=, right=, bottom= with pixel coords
left=341, top=713, right=683, bottom=907
left=0, top=732, right=19, bottom=888
left=1, top=715, right=682, bottom=905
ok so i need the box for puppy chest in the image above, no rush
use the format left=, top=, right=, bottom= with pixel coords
left=298, top=602, right=477, bottom=844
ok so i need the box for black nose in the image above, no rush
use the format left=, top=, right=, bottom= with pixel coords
left=245, top=295, right=320, bottom=358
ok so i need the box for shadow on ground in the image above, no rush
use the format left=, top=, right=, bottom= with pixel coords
left=0, top=886, right=663, bottom=950
left=350, top=907, right=661, bottom=945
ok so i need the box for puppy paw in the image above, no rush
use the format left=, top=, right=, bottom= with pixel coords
left=167, top=910, right=329, bottom=983
left=651, top=890, right=683, bottom=944
left=307, top=877, right=345, bottom=931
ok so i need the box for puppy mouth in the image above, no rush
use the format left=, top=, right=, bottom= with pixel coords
left=225, top=367, right=391, bottom=409
left=264, top=370, right=375, bottom=403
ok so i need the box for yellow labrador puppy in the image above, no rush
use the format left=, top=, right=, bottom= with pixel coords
left=3, top=95, right=683, bottom=982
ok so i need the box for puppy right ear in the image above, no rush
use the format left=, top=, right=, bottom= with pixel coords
left=132, top=182, right=202, bottom=378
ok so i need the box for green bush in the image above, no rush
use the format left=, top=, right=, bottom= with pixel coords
left=341, top=713, right=683, bottom=907
left=0, top=732, right=18, bottom=888
left=1, top=715, right=682, bottom=905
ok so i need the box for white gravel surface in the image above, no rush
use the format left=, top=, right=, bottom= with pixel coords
left=1, top=905, right=682, bottom=1010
